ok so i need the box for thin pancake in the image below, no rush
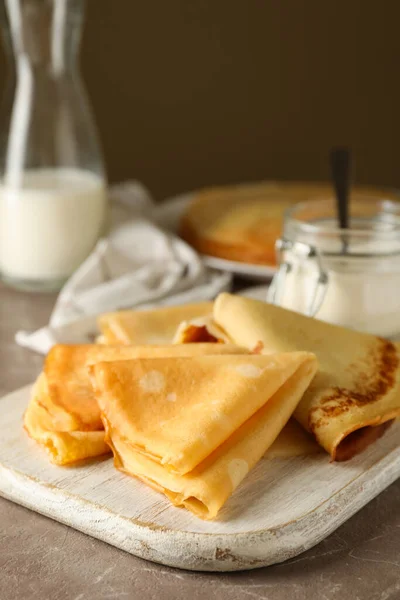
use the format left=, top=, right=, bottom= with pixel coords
left=91, top=352, right=316, bottom=475
left=97, top=302, right=213, bottom=345
left=98, top=355, right=318, bottom=519
left=24, top=375, right=110, bottom=465
left=213, top=293, right=400, bottom=460
left=27, top=344, right=247, bottom=465
left=44, top=344, right=246, bottom=431
left=44, top=343, right=248, bottom=432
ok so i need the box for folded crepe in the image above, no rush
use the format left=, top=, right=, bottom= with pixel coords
left=24, top=343, right=247, bottom=465
left=43, top=343, right=247, bottom=431
left=214, top=293, right=400, bottom=461
left=24, top=375, right=110, bottom=465
left=98, top=302, right=213, bottom=345
left=91, top=352, right=317, bottom=518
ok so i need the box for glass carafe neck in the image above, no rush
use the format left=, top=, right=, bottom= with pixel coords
left=2, top=0, right=85, bottom=74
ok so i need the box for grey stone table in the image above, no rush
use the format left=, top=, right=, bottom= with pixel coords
left=1, top=281, right=399, bottom=600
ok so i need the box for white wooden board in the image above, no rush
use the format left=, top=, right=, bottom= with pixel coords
left=1, top=385, right=400, bottom=572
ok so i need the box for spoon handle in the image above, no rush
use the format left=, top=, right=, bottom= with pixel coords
left=330, top=147, right=351, bottom=230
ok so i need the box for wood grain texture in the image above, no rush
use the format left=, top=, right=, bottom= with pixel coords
left=1, top=385, right=400, bottom=572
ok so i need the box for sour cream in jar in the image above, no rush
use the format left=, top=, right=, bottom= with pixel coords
left=268, top=197, right=400, bottom=339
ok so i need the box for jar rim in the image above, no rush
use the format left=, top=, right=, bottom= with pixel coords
left=284, top=197, right=400, bottom=239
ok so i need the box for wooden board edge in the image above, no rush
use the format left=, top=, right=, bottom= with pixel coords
left=1, top=441, right=400, bottom=572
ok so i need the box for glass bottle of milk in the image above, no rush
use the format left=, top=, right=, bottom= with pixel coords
left=0, top=0, right=107, bottom=291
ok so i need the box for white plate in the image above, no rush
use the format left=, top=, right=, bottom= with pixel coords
left=154, top=194, right=276, bottom=280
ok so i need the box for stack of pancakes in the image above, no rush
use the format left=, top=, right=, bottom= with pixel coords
left=180, top=181, right=400, bottom=265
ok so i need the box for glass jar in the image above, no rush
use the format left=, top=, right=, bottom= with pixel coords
left=267, top=196, right=400, bottom=338
left=0, top=0, right=107, bottom=292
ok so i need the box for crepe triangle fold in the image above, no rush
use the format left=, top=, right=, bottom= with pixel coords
left=44, top=342, right=247, bottom=431
left=91, top=352, right=317, bottom=518
left=213, top=293, right=400, bottom=460
left=24, top=343, right=247, bottom=465
left=24, top=374, right=110, bottom=465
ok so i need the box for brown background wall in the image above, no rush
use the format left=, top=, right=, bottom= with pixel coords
left=3, top=0, right=400, bottom=200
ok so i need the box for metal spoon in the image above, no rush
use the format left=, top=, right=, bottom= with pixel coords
left=330, top=147, right=351, bottom=253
